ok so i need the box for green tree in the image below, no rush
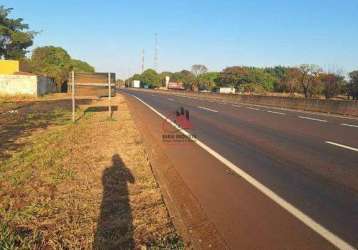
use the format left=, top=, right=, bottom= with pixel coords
left=0, top=6, right=36, bottom=59
left=216, top=66, right=250, bottom=87
left=198, top=72, right=218, bottom=90
left=216, top=66, right=275, bottom=91
left=70, top=59, right=95, bottom=72
left=139, top=69, right=160, bottom=88
left=171, top=70, right=195, bottom=89
left=30, top=46, right=72, bottom=90
left=264, top=66, right=289, bottom=92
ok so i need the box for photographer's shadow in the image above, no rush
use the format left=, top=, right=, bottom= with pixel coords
left=94, top=154, right=135, bottom=249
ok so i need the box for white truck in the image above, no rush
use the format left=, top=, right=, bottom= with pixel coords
left=132, top=80, right=140, bottom=88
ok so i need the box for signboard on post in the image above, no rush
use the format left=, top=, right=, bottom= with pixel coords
left=71, top=72, right=115, bottom=97
left=69, top=72, right=116, bottom=121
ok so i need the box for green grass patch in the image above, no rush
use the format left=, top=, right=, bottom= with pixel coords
left=0, top=106, right=77, bottom=249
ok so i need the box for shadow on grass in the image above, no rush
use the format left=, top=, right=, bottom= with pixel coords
left=94, top=154, right=135, bottom=249
left=85, top=106, right=118, bottom=113
left=0, top=98, right=93, bottom=162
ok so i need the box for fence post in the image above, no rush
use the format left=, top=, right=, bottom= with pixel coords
left=108, top=72, right=112, bottom=118
left=72, top=70, right=75, bottom=122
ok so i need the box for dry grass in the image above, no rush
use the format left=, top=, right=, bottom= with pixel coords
left=0, top=94, right=182, bottom=249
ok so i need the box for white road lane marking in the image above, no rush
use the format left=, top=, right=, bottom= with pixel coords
left=298, top=116, right=328, bottom=123
left=129, top=93, right=355, bottom=250
left=198, top=106, right=219, bottom=113
left=232, top=104, right=242, bottom=108
left=246, top=107, right=261, bottom=111
left=325, top=141, right=358, bottom=152
left=267, top=110, right=286, bottom=115
left=341, top=123, right=358, bottom=128
left=168, top=98, right=175, bottom=101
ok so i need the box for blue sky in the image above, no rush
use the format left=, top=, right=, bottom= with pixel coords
left=3, top=0, right=358, bottom=78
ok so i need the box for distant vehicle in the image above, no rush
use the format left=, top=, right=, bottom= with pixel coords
left=200, top=90, right=211, bottom=93
left=168, top=82, right=185, bottom=90
left=132, top=80, right=140, bottom=88
left=218, top=87, right=235, bottom=94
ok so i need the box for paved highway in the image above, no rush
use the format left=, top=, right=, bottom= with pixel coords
left=123, top=88, right=358, bottom=249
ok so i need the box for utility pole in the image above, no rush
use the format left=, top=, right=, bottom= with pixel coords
left=154, top=33, right=158, bottom=71
left=141, top=49, right=145, bottom=74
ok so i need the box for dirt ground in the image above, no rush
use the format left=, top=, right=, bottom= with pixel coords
left=0, top=93, right=182, bottom=249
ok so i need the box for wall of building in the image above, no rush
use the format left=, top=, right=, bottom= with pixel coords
left=0, top=74, right=56, bottom=96
left=37, top=76, right=56, bottom=96
left=0, top=74, right=37, bottom=95
left=0, top=60, right=20, bottom=75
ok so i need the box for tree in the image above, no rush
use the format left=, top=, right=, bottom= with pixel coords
left=320, top=73, right=344, bottom=99
left=198, top=72, right=218, bottom=90
left=298, top=64, right=322, bottom=98
left=216, top=66, right=275, bottom=91
left=278, top=68, right=301, bottom=94
left=171, top=70, right=195, bottom=89
left=216, top=66, right=250, bottom=88
left=191, top=65, right=208, bottom=91
left=70, top=59, right=95, bottom=72
left=30, top=46, right=72, bottom=90
left=191, top=64, right=208, bottom=77
left=0, top=6, right=36, bottom=59
left=264, top=66, right=289, bottom=92
left=348, top=71, right=358, bottom=100
left=139, top=69, right=160, bottom=88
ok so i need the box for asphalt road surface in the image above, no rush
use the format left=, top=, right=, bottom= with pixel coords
left=123, top=88, right=358, bottom=249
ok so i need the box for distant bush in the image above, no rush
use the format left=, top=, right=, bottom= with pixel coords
left=239, top=83, right=265, bottom=94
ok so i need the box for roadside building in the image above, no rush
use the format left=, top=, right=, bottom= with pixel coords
left=0, top=59, right=56, bottom=96
left=0, top=60, right=20, bottom=75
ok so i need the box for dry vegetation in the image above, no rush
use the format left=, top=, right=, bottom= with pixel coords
left=0, top=94, right=182, bottom=249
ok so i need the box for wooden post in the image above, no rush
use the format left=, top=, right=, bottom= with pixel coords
left=71, top=71, right=75, bottom=122
left=108, top=72, right=112, bottom=118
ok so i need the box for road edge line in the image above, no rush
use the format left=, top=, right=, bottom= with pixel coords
left=129, top=93, right=355, bottom=250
